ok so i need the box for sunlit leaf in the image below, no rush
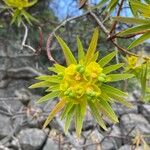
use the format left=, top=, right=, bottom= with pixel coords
left=88, top=100, right=107, bottom=130
left=106, top=74, right=134, bottom=82
left=85, top=27, right=99, bottom=64
left=117, top=24, right=150, bottom=37
left=37, top=91, right=60, bottom=103
left=98, top=51, right=117, bottom=67
left=77, top=36, right=85, bottom=61
left=103, top=63, right=124, bottom=74
left=128, top=32, right=150, bottom=49
left=43, top=99, right=66, bottom=128
left=113, top=16, right=150, bottom=24
left=56, top=36, right=77, bottom=65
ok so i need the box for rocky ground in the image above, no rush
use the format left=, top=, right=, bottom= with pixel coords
left=0, top=39, right=150, bottom=150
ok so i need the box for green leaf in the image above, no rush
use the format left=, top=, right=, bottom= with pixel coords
left=102, top=84, right=128, bottom=97
left=54, top=64, right=66, bottom=72
left=95, top=100, right=118, bottom=123
left=43, top=99, right=66, bottom=128
left=61, top=103, right=74, bottom=119
left=103, top=63, right=124, bottom=74
left=96, top=0, right=108, bottom=9
left=128, top=32, right=150, bottom=49
left=36, top=75, right=62, bottom=83
left=107, top=0, right=118, bottom=13
left=75, top=104, right=85, bottom=137
left=37, top=91, right=60, bottom=103
left=24, top=0, right=38, bottom=8
left=85, top=27, right=99, bottom=64
left=29, top=81, right=51, bottom=89
left=45, top=84, right=60, bottom=92
left=98, top=51, right=117, bottom=67
left=141, top=63, right=148, bottom=97
left=106, top=74, right=134, bottom=82
left=117, top=24, right=150, bottom=37
left=106, top=92, right=133, bottom=108
left=56, top=36, right=77, bottom=65
left=77, top=36, right=85, bottom=61
left=11, top=9, right=21, bottom=25
left=21, top=9, right=39, bottom=25
left=88, top=100, right=107, bottom=130
left=64, top=105, right=75, bottom=133
left=129, top=0, right=150, bottom=15
left=113, top=17, right=150, bottom=24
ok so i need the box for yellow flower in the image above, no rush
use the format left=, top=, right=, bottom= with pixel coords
left=30, top=28, right=133, bottom=137
left=127, top=56, right=138, bottom=69
left=86, top=62, right=103, bottom=78
left=4, top=0, right=37, bottom=10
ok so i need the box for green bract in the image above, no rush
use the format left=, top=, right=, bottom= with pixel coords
left=29, top=28, right=134, bottom=136
left=3, top=0, right=38, bottom=25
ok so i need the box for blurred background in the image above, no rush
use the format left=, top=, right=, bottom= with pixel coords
left=0, top=0, right=150, bottom=149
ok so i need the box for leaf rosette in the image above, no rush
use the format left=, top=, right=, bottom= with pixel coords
left=29, top=28, right=134, bottom=136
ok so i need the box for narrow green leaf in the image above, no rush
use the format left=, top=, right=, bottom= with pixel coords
left=98, top=51, right=117, bottom=67
left=95, top=100, right=118, bottom=123
left=48, top=67, right=58, bottom=73
left=106, top=92, right=133, bottom=108
left=117, top=24, right=150, bottom=37
left=29, top=81, right=50, bottom=88
left=106, top=74, right=134, bottom=82
left=61, top=103, right=74, bottom=119
left=141, top=63, right=148, bottom=97
left=36, top=75, right=62, bottom=83
left=103, top=63, right=124, bottom=74
left=56, top=36, right=77, bottom=65
left=11, top=9, right=21, bottom=25
left=45, top=84, right=60, bottom=92
left=77, top=36, right=85, bottom=61
left=91, top=51, right=99, bottom=62
left=129, top=0, right=150, bottom=15
left=102, top=84, right=128, bottom=97
left=64, top=105, right=75, bottom=133
left=113, top=17, right=150, bottom=24
left=107, top=0, right=118, bottom=13
left=37, top=91, right=60, bottom=103
left=75, top=104, right=85, bottom=137
left=54, top=64, right=66, bottom=72
left=88, top=100, right=107, bottom=130
left=85, top=28, right=99, bottom=64
left=96, top=0, right=108, bottom=9
left=128, top=32, right=150, bottom=49
left=43, top=99, right=66, bottom=128
left=24, top=0, right=38, bottom=8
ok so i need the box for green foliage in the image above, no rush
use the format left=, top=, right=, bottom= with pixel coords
left=2, top=0, right=38, bottom=26
left=30, top=28, right=133, bottom=136
left=114, top=0, right=150, bottom=49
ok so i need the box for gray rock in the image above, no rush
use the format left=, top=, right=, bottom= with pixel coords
left=119, top=145, right=143, bottom=150
left=109, top=125, right=122, bottom=147
left=85, top=129, right=103, bottom=150
left=43, top=138, right=58, bottom=150
left=101, top=138, right=115, bottom=150
left=120, top=113, right=150, bottom=142
left=0, top=114, right=13, bottom=139
left=141, top=104, right=150, bottom=122
left=18, top=128, right=47, bottom=150
left=112, top=93, right=138, bottom=116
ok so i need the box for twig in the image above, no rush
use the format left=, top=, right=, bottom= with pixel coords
left=21, top=22, right=36, bottom=52
left=46, top=11, right=90, bottom=63
left=89, top=11, right=109, bottom=34
left=110, top=0, right=125, bottom=34
left=89, top=11, right=150, bottom=60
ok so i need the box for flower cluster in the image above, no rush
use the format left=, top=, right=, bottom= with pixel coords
left=3, top=0, right=38, bottom=25
left=30, top=28, right=133, bottom=136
